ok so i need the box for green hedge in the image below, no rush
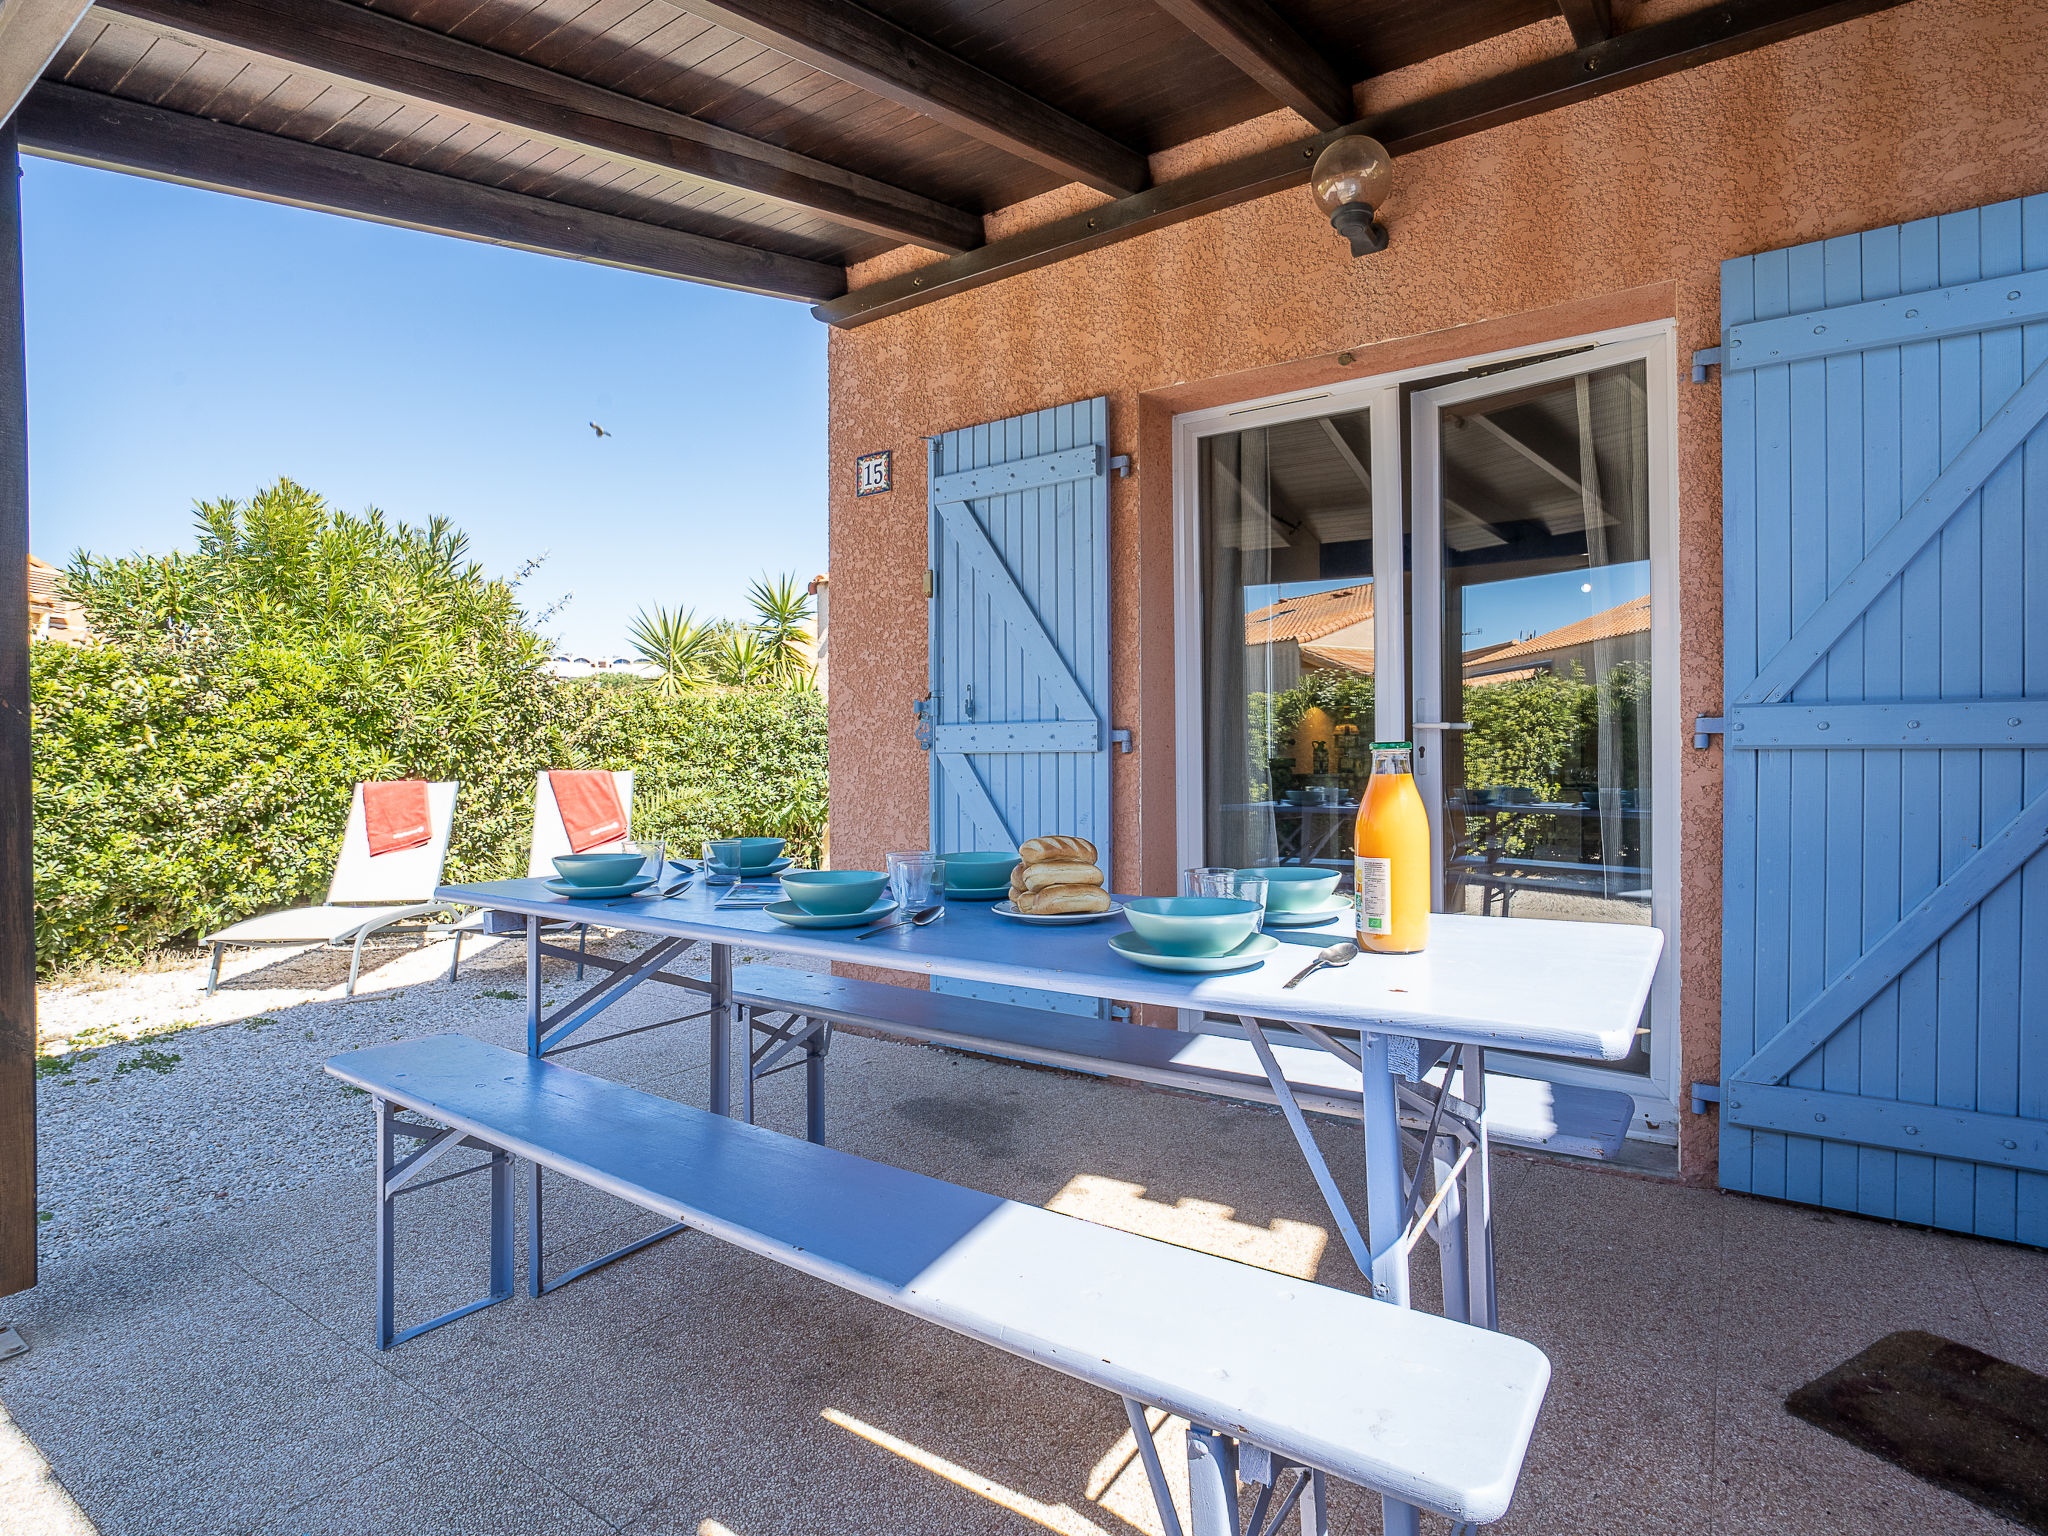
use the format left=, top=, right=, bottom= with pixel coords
left=32, top=479, right=825, bottom=974
left=33, top=642, right=826, bottom=973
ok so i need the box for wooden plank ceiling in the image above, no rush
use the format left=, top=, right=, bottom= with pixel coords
left=14, top=0, right=1909, bottom=317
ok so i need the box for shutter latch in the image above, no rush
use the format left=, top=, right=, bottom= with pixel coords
left=1693, top=715, right=1727, bottom=749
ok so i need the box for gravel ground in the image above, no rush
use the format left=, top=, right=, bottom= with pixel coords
left=32, top=927, right=810, bottom=1265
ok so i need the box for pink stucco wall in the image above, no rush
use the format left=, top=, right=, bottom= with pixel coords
left=822, top=0, right=2048, bottom=1181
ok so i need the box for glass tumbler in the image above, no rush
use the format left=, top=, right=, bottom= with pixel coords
left=1232, top=874, right=1270, bottom=931
left=1181, top=866, right=1236, bottom=898
left=887, top=851, right=944, bottom=910
left=621, top=838, right=666, bottom=886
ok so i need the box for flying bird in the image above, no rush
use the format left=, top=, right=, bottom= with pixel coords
left=589, top=422, right=612, bottom=438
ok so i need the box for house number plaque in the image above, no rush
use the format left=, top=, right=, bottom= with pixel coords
left=855, top=449, right=892, bottom=497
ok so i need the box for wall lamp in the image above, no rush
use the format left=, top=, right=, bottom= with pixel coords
left=1309, top=136, right=1392, bottom=256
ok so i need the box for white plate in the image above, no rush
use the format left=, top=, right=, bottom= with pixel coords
left=765, top=898, right=900, bottom=929
left=703, top=856, right=794, bottom=883
left=992, top=899, right=1125, bottom=925
left=1261, top=895, right=1356, bottom=927
left=1108, top=930, right=1280, bottom=973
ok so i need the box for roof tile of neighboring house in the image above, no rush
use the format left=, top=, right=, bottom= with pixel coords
left=1466, top=665, right=1545, bottom=687
left=1477, top=594, right=1649, bottom=664
left=1245, top=582, right=1374, bottom=646
left=1302, top=643, right=1374, bottom=675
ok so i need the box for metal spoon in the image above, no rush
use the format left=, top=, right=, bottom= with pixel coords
left=856, top=903, right=944, bottom=940
left=1283, top=940, right=1358, bottom=989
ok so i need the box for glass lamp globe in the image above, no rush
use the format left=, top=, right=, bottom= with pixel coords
left=1309, top=136, right=1392, bottom=256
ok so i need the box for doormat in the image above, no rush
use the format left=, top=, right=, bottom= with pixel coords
left=1787, top=1330, right=2048, bottom=1532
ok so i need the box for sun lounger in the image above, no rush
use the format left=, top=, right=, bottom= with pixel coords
left=202, top=781, right=458, bottom=996
left=443, top=771, right=634, bottom=981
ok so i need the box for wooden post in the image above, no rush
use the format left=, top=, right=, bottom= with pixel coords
left=0, top=116, right=35, bottom=1297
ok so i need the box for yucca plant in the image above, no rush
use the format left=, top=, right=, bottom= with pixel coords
left=627, top=604, right=717, bottom=696
left=710, top=625, right=773, bottom=688
left=746, top=573, right=815, bottom=689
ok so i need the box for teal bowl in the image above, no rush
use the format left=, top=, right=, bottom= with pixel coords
left=709, top=837, right=786, bottom=872
left=939, top=851, right=1021, bottom=893
left=1123, top=897, right=1261, bottom=957
left=780, top=869, right=888, bottom=915
left=1239, top=866, right=1342, bottom=911
left=553, top=852, right=645, bottom=887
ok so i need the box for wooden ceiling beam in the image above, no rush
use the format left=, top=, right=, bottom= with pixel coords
left=818, top=0, right=1915, bottom=327
left=0, top=0, right=93, bottom=126
left=676, top=0, right=1149, bottom=196
left=17, top=83, right=847, bottom=301
left=1556, top=0, right=1616, bottom=48
left=1150, top=0, right=1353, bottom=131
left=91, top=0, right=983, bottom=253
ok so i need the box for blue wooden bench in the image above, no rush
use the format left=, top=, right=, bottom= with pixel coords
left=729, top=963, right=1636, bottom=1159
left=327, top=1032, right=1551, bottom=1534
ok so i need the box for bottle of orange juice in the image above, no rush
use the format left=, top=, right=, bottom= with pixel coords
left=1353, top=742, right=1429, bottom=953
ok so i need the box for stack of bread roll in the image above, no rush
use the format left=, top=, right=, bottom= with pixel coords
left=1008, top=836, right=1111, bottom=915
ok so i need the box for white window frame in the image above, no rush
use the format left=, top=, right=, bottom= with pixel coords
left=1169, top=319, right=1684, bottom=1127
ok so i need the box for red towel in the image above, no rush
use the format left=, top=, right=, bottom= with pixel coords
left=363, top=780, right=433, bottom=857
left=549, top=771, right=626, bottom=853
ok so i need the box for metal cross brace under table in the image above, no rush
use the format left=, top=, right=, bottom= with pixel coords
left=443, top=875, right=1660, bottom=1536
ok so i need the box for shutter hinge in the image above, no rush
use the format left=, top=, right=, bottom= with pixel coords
left=1690, top=1082, right=1723, bottom=1116
left=1693, top=715, right=1727, bottom=749
left=1691, top=346, right=1724, bottom=384
left=924, top=569, right=935, bottom=598
left=1110, top=728, right=1133, bottom=754
left=1110, top=455, right=1133, bottom=479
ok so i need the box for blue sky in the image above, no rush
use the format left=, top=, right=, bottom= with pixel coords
left=20, top=157, right=828, bottom=658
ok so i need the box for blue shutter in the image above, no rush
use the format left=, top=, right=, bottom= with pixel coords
left=927, top=397, right=1112, bottom=1016
left=1718, top=194, right=2048, bottom=1243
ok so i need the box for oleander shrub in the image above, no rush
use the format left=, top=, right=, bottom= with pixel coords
left=33, top=479, right=826, bottom=972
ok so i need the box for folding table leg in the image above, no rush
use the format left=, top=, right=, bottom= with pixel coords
left=1121, top=1400, right=1184, bottom=1536
left=375, top=1097, right=397, bottom=1349
left=805, top=1025, right=827, bottom=1145
left=1432, top=1139, right=1471, bottom=1325
left=1460, top=1044, right=1498, bottom=1331
left=526, top=1161, right=545, bottom=1298
left=1358, top=1034, right=1422, bottom=1536
left=708, top=942, right=732, bottom=1116
left=741, top=1006, right=757, bottom=1126
left=1299, top=1468, right=1330, bottom=1536
left=1357, top=1034, right=1410, bottom=1308
left=1184, top=1426, right=1238, bottom=1536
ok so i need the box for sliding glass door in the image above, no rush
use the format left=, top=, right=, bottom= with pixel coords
left=1193, top=405, right=1395, bottom=885
left=1410, top=337, right=1676, bottom=1086
left=1176, top=329, right=1678, bottom=1110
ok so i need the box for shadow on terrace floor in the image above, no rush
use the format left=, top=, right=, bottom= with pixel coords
left=9, top=934, right=2048, bottom=1534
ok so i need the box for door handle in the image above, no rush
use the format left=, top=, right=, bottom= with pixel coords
left=1412, top=721, right=1472, bottom=731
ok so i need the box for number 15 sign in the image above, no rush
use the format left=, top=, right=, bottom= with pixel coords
left=855, top=450, right=892, bottom=497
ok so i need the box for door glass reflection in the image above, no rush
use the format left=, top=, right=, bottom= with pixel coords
left=1197, top=409, right=1375, bottom=880
left=1435, top=360, right=1653, bottom=1067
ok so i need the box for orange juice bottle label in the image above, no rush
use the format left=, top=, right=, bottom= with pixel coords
left=1355, top=857, right=1392, bottom=935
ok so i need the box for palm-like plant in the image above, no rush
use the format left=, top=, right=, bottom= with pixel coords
left=710, top=625, right=772, bottom=688
left=628, top=605, right=717, bottom=696
left=747, top=573, right=815, bottom=688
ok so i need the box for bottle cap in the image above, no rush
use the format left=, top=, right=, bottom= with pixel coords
left=1369, top=741, right=1413, bottom=750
